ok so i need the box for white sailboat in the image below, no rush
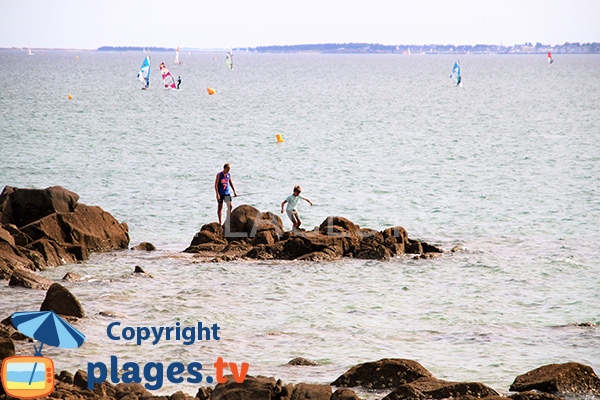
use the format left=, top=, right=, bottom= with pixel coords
left=28, top=44, right=34, bottom=56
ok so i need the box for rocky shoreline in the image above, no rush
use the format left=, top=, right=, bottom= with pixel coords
left=2, top=186, right=598, bottom=399
left=1, top=342, right=599, bottom=400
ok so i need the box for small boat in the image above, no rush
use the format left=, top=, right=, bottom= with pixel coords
left=450, top=61, right=461, bottom=86
left=547, top=52, right=554, bottom=64
left=159, top=62, right=176, bottom=89
left=138, top=56, right=150, bottom=90
left=28, top=44, right=34, bottom=56
left=175, top=47, right=183, bottom=64
left=226, top=49, right=233, bottom=70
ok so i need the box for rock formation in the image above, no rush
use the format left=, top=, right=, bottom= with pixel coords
left=185, top=205, right=444, bottom=261
left=0, top=186, right=129, bottom=283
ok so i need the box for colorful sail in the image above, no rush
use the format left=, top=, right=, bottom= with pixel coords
left=226, top=49, right=233, bottom=70
left=159, top=62, right=176, bottom=88
left=175, top=47, right=183, bottom=64
left=547, top=52, right=553, bottom=64
left=138, top=56, right=150, bottom=88
left=450, top=61, right=461, bottom=86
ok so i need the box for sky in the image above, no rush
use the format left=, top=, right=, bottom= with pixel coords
left=1, top=0, right=599, bottom=49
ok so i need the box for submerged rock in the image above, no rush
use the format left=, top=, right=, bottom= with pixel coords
left=131, top=242, right=156, bottom=251
left=288, top=357, right=321, bottom=366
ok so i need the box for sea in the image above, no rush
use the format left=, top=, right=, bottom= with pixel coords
left=0, top=50, right=599, bottom=398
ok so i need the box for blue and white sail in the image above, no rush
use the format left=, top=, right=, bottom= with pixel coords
left=138, top=56, right=150, bottom=89
left=450, top=61, right=461, bottom=86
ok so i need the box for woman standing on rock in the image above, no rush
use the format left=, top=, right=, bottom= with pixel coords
left=215, top=163, right=237, bottom=225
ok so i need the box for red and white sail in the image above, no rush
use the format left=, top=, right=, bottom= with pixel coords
left=159, top=63, right=176, bottom=88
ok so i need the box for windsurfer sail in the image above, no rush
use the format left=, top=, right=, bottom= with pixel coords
left=138, top=56, right=150, bottom=89
left=226, top=49, right=233, bottom=70
left=450, top=61, right=461, bottom=86
left=547, top=52, right=553, bottom=64
left=28, top=44, right=34, bottom=56
left=175, top=47, right=183, bottom=64
left=159, top=62, right=176, bottom=88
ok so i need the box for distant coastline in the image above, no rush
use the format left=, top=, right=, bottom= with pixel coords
left=3, top=42, right=599, bottom=54
left=241, top=42, right=600, bottom=54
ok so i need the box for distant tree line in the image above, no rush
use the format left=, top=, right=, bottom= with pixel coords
left=241, top=42, right=600, bottom=54
left=98, top=46, right=175, bottom=52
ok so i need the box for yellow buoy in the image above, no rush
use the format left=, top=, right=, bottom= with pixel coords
left=207, top=87, right=216, bottom=95
left=68, top=94, right=72, bottom=99
left=76, top=56, right=79, bottom=60
left=276, top=134, right=284, bottom=143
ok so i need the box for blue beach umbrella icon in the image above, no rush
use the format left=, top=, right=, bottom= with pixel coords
left=11, top=311, right=86, bottom=385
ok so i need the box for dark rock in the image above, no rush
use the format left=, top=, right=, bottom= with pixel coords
left=195, top=386, right=213, bottom=400
left=26, top=238, right=77, bottom=266
left=223, top=205, right=265, bottom=239
left=131, top=242, right=157, bottom=251
left=331, top=388, right=360, bottom=400
left=421, top=241, right=444, bottom=253
left=382, top=226, right=408, bottom=254
left=190, top=231, right=228, bottom=246
left=20, top=203, right=129, bottom=252
left=0, top=186, right=79, bottom=228
left=0, top=242, right=38, bottom=279
left=221, top=241, right=253, bottom=255
left=296, top=247, right=342, bottom=261
left=0, top=338, right=15, bottom=360
left=319, top=216, right=360, bottom=235
left=212, top=375, right=280, bottom=400
left=0, top=226, right=15, bottom=247
left=251, top=230, right=278, bottom=246
left=64, top=244, right=89, bottom=261
left=245, top=242, right=285, bottom=260
left=98, top=311, right=126, bottom=318
left=115, top=382, right=152, bottom=399
left=8, top=267, right=53, bottom=289
left=185, top=242, right=228, bottom=253
left=0, top=316, right=28, bottom=341
left=383, top=377, right=498, bottom=400
left=405, top=239, right=424, bottom=254
left=510, top=362, right=600, bottom=395
left=201, top=222, right=225, bottom=237
left=40, top=283, right=85, bottom=318
left=169, top=391, right=195, bottom=400
left=290, top=383, right=332, bottom=400
left=62, top=272, right=84, bottom=282
left=288, top=357, right=321, bottom=366
left=133, top=266, right=153, bottom=278
left=58, top=370, right=74, bottom=384
left=353, top=242, right=393, bottom=260
left=509, top=391, right=564, bottom=400
left=331, top=358, right=434, bottom=389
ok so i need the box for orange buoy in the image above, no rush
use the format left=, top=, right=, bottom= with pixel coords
left=68, top=94, right=72, bottom=99
left=276, top=134, right=284, bottom=143
left=207, top=87, right=216, bottom=95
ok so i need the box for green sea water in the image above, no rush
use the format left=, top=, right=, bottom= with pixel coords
left=0, top=50, right=599, bottom=397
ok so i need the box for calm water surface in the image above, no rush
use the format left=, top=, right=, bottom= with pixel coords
left=0, top=50, right=599, bottom=397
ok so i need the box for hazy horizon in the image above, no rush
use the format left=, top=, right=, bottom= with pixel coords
left=1, top=0, right=598, bottom=50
